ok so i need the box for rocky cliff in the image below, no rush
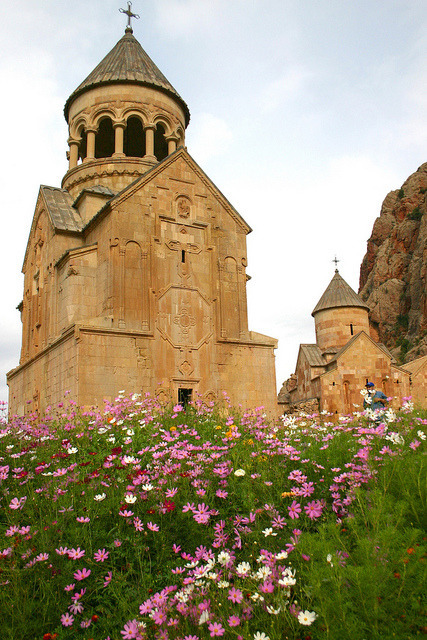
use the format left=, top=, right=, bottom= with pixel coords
left=359, top=162, right=427, bottom=364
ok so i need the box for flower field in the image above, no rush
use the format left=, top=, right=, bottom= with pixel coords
left=0, top=393, right=426, bottom=640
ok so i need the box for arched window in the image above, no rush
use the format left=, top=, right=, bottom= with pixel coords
left=78, top=127, right=87, bottom=162
left=124, top=116, right=145, bottom=157
left=95, top=117, right=114, bottom=158
left=154, top=123, right=168, bottom=161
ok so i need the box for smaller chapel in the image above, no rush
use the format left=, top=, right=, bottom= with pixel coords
left=7, top=17, right=277, bottom=416
left=278, top=269, right=425, bottom=415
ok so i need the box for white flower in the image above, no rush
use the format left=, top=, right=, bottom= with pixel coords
left=386, top=432, right=405, bottom=446
left=255, top=565, right=272, bottom=580
left=326, top=553, right=334, bottom=566
left=234, top=468, right=245, bottom=477
left=266, top=605, right=281, bottom=615
left=275, top=551, right=288, bottom=560
left=198, top=610, right=209, bottom=625
left=251, top=593, right=264, bottom=602
left=125, top=493, right=137, bottom=504
left=217, top=580, right=230, bottom=588
left=298, top=610, right=317, bottom=626
left=236, top=561, right=251, bottom=576
left=262, top=527, right=277, bottom=537
left=254, top=633, right=270, bottom=640
left=417, top=430, right=426, bottom=440
left=94, top=493, right=106, bottom=501
left=122, top=455, right=137, bottom=465
left=142, top=483, right=154, bottom=492
left=217, top=551, right=231, bottom=566
left=67, top=447, right=78, bottom=454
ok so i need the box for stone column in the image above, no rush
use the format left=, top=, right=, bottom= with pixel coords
left=86, top=128, right=96, bottom=160
left=144, top=123, right=157, bottom=160
left=113, top=122, right=126, bottom=157
left=166, top=135, right=179, bottom=155
left=68, top=138, right=79, bottom=169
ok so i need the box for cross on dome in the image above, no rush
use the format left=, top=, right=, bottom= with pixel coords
left=119, top=1, right=140, bottom=33
left=332, top=255, right=340, bottom=272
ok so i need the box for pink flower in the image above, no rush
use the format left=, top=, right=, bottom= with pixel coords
left=74, top=567, right=91, bottom=581
left=60, top=612, right=74, bottom=627
left=64, top=583, right=75, bottom=592
left=304, top=500, right=323, bottom=520
left=103, top=571, right=113, bottom=587
left=76, top=516, right=90, bottom=523
left=208, top=621, right=225, bottom=636
left=216, top=489, right=228, bottom=498
left=133, top=517, right=144, bottom=531
left=288, top=500, right=301, bottom=519
left=68, top=547, right=85, bottom=559
left=121, top=619, right=139, bottom=639
left=228, top=615, right=240, bottom=627
left=94, top=548, right=109, bottom=562
left=35, top=552, right=49, bottom=562
left=114, top=539, right=122, bottom=547
left=56, top=546, right=69, bottom=556
left=119, top=510, right=134, bottom=518
left=9, top=496, right=26, bottom=510
left=227, top=587, right=243, bottom=603
left=147, top=521, right=159, bottom=532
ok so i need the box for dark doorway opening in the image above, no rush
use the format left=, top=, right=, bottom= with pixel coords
left=178, top=388, right=192, bottom=407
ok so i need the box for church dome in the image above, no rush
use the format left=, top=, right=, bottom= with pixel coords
left=64, top=30, right=190, bottom=126
left=312, top=270, right=370, bottom=316
left=62, top=27, right=189, bottom=198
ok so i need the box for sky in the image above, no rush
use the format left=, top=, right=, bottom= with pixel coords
left=1, top=0, right=426, bottom=404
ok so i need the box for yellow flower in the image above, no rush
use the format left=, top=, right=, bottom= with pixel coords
left=281, top=491, right=297, bottom=498
left=170, top=426, right=177, bottom=432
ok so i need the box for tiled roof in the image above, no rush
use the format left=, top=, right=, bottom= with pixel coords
left=41, top=186, right=83, bottom=233
left=73, top=185, right=116, bottom=207
left=404, top=354, right=427, bottom=375
left=64, top=31, right=190, bottom=125
left=300, top=344, right=327, bottom=367
left=312, top=270, right=370, bottom=316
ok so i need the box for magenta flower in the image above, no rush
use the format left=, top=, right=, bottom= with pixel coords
left=304, top=500, right=323, bottom=520
left=103, top=571, right=113, bottom=587
left=76, top=516, right=90, bottom=523
left=60, top=612, right=74, bottom=627
left=228, top=615, right=240, bottom=627
left=228, top=587, right=243, bottom=603
left=68, top=547, right=85, bottom=559
left=121, top=619, right=139, bottom=639
left=64, top=583, right=75, bottom=592
left=56, top=546, right=69, bottom=555
left=9, top=496, right=26, bottom=510
left=147, top=521, right=159, bottom=532
left=208, top=621, right=225, bottom=636
left=288, top=500, right=301, bottom=519
left=74, top=567, right=91, bottom=581
left=94, top=548, right=109, bottom=562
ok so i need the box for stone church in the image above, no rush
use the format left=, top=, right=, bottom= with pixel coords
left=7, top=22, right=277, bottom=416
left=278, top=269, right=419, bottom=415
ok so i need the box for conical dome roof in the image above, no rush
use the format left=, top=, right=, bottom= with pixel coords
left=64, top=30, right=190, bottom=125
left=311, top=270, right=370, bottom=316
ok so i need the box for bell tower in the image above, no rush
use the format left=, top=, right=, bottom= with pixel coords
left=62, top=6, right=189, bottom=199
left=7, top=9, right=278, bottom=417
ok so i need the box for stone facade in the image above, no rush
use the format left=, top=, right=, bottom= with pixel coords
left=7, top=28, right=277, bottom=416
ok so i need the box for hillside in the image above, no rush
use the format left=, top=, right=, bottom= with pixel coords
left=359, top=162, right=427, bottom=364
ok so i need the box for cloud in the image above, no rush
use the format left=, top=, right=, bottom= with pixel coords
left=186, top=113, right=233, bottom=164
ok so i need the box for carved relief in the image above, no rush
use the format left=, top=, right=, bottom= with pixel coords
left=174, top=307, right=196, bottom=335
left=176, top=196, right=191, bottom=218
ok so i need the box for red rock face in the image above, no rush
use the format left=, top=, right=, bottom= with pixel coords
left=359, top=162, right=427, bottom=364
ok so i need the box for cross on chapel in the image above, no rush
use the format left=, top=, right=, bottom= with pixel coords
left=333, top=255, right=340, bottom=272
left=120, top=2, right=140, bottom=33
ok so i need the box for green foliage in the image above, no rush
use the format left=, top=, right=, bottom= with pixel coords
left=0, top=399, right=425, bottom=639
left=398, top=188, right=405, bottom=199
left=407, top=206, right=423, bottom=221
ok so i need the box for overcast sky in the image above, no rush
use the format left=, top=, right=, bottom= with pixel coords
left=1, top=0, right=426, bottom=404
